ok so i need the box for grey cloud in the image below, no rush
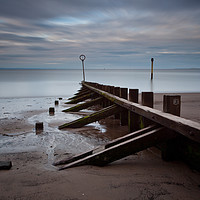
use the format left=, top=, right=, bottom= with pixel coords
left=28, top=46, right=52, bottom=51
left=0, top=0, right=200, bottom=20
left=105, top=51, right=141, bottom=55
left=0, top=0, right=200, bottom=69
left=0, top=33, right=46, bottom=43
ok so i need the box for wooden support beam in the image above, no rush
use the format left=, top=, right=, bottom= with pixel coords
left=120, top=88, right=128, bottom=126
left=82, top=82, right=200, bottom=143
left=68, top=90, right=91, bottom=100
left=74, top=89, right=88, bottom=96
left=54, top=125, right=158, bottom=166
left=76, top=87, right=88, bottom=94
left=58, top=127, right=177, bottom=170
left=62, top=97, right=103, bottom=112
left=59, top=104, right=121, bottom=129
left=128, top=89, right=140, bottom=132
left=65, top=93, right=95, bottom=104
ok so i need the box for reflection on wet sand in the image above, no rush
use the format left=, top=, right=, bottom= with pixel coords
left=0, top=97, right=128, bottom=167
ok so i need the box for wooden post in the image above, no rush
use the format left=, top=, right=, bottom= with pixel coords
left=103, top=85, right=109, bottom=107
left=49, top=107, right=55, bottom=115
left=120, top=88, right=128, bottom=126
left=163, top=95, right=181, bottom=116
left=110, top=86, right=115, bottom=95
left=161, top=95, right=181, bottom=161
left=107, top=86, right=112, bottom=106
left=141, top=92, right=154, bottom=127
left=114, top=87, right=120, bottom=119
left=128, top=89, right=139, bottom=132
left=102, top=85, right=107, bottom=108
left=151, top=58, right=154, bottom=80
left=55, top=100, right=59, bottom=106
left=0, top=161, right=12, bottom=170
left=35, top=122, right=44, bottom=133
left=142, top=92, right=154, bottom=108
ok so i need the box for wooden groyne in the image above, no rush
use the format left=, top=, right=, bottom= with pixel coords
left=56, top=81, right=200, bottom=170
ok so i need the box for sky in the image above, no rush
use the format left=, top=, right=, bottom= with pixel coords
left=0, top=0, right=200, bottom=69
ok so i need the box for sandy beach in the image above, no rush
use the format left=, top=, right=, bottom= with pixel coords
left=0, top=93, right=200, bottom=200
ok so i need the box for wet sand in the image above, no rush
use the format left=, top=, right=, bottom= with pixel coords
left=0, top=93, right=200, bottom=200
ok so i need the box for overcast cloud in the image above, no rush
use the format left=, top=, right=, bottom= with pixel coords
left=0, top=0, right=200, bottom=69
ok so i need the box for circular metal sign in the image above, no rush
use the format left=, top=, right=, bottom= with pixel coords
left=79, top=54, right=86, bottom=61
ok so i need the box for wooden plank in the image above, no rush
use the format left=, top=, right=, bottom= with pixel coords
left=59, top=127, right=177, bottom=170
left=54, top=125, right=157, bottom=166
left=82, top=82, right=200, bottom=143
left=68, top=90, right=91, bottom=100
left=74, top=88, right=89, bottom=95
left=105, top=124, right=159, bottom=148
left=53, top=151, right=92, bottom=166
left=59, top=104, right=121, bottom=129
left=62, top=97, right=103, bottom=112
left=65, top=92, right=95, bottom=104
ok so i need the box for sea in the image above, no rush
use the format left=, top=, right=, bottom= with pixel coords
left=0, top=69, right=200, bottom=165
left=0, top=69, right=200, bottom=98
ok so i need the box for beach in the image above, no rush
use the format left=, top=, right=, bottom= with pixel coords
left=0, top=92, right=200, bottom=200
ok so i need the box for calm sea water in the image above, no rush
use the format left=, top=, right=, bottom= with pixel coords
left=0, top=69, right=200, bottom=98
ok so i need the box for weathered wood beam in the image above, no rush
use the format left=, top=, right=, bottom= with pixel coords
left=74, top=88, right=88, bottom=95
left=62, top=97, right=103, bottom=112
left=105, top=124, right=159, bottom=148
left=59, top=127, right=176, bottom=170
left=68, top=90, right=92, bottom=100
left=54, top=125, right=157, bottom=166
left=65, top=92, right=95, bottom=104
left=83, top=82, right=200, bottom=143
left=59, top=104, right=121, bottom=129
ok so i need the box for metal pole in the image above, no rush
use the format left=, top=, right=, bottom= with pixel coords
left=151, top=58, right=154, bottom=80
left=82, top=60, right=85, bottom=81
left=79, top=54, right=86, bottom=82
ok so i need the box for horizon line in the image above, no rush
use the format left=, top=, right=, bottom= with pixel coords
left=0, top=67, right=200, bottom=70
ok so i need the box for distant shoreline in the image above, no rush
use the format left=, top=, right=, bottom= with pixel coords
left=0, top=68, right=200, bottom=70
